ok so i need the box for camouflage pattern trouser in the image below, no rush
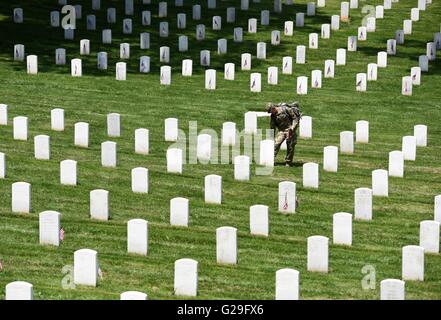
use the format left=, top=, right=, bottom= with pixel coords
left=274, top=129, right=297, bottom=164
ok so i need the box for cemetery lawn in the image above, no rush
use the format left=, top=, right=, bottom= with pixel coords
left=0, top=0, right=441, bottom=300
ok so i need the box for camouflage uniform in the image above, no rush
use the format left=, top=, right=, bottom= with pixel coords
left=269, top=103, right=301, bottom=165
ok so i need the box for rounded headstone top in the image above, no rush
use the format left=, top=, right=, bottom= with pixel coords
left=6, top=281, right=33, bottom=289
left=175, top=258, right=198, bottom=266
left=90, top=189, right=108, bottom=195
left=308, top=235, right=329, bottom=242
left=402, top=245, right=424, bottom=252
left=333, top=212, right=352, bottom=218
left=216, top=226, right=237, bottom=233
left=74, top=248, right=97, bottom=255
left=128, top=218, right=148, bottom=225
left=12, top=181, right=30, bottom=187
left=276, top=268, right=299, bottom=276
left=39, top=210, right=60, bottom=218
left=355, top=187, right=372, bottom=194
left=120, top=291, right=148, bottom=300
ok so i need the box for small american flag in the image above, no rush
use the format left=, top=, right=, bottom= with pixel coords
left=59, top=228, right=65, bottom=241
left=98, top=267, right=104, bottom=280
left=283, top=192, right=289, bottom=210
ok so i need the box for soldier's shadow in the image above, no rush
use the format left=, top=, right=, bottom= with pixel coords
left=275, top=161, right=305, bottom=167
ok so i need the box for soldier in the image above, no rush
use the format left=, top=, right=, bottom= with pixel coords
left=266, top=101, right=302, bottom=166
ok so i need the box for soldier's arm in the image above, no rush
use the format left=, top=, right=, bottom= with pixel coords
left=270, top=116, right=277, bottom=130
left=288, top=109, right=299, bottom=131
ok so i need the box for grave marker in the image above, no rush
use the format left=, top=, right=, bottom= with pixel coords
left=380, top=279, right=405, bottom=300
left=205, top=175, right=221, bottom=204
left=278, top=181, right=296, bottom=214
left=402, top=245, right=424, bottom=281
left=74, top=249, right=98, bottom=286
left=160, top=66, right=171, bottom=85
left=340, top=131, right=354, bottom=154
left=413, top=124, right=427, bottom=146
left=27, top=55, right=38, bottom=74
left=60, top=160, right=77, bottom=186
left=127, top=219, right=148, bottom=255
left=355, top=188, right=373, bottom=220
left=13, top=116, right=28, bottom=141
left=307, top=236, right=329, bottom=273
left=356, top=120, right=369, bottom=143
left=216, top=227, right=237, bottom=265
left=333, top=212, right=352, bottom=245
left=170, top=197, right=189, bottom=227
left=174, top=259, right=198, bottom=296
left=167, top=148, right=183, bottom=174
left=389, top=151, right=404, bottom=177
left=323, top=146, right=338, bottom=172
left=74, top=122, right=89, bottom=147
left=419, top=221, right=440, bottom=254
left=12, top=182, right=31, bottom=213
left=39, top=211, right=60, bottom=246
left=131, top=168, right=148, bottom=193
left=90, top=189, right=109, bottom=221
left=402, top=136, right=416, bottom=160
left=275, top=269, right=299, bottom=300
left=303, top=162, right=319, bottom=189
left=34, top=135, right=50, bottom=160
left=5, top=282, right=33, bottom=300
left=250, top=73, right=261, bottom=92
left=250, top=205, right=268, bottom=236
left=372, top=169, right=388, bottom=197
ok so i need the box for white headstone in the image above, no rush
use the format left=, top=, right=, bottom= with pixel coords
left=208, top=0, right=216, bottom=9
left=179, top=35, right=188, bottom=52
left=259, top=140, right=274, bottom=166
left=120, top=291, right=147, bottom=300
left=107, top=8, right=116, bottom=23
left=55, top=48, right=66, bottom=65
left=350, top=0, right=358, bottom=8
left=348, top=36, right=357, bottom=51
left=317, top=0, right=326, bottom=7
left=135, top=128, right=149, bottom=155
left=278, top=181, right=296, bottom=214
left=355, top=73, right=367, bottom=92
left=411, top=8, right=420, bottom=21
left=74, top=122, right=89, bottom=147
left=268, top=67, right=278, bottom=85
left=372, top=169, right=388, bottom=197
left=222, top=122, right=236, bottom=146
left=403, top=20, right=412, bottom=35
left=389, top=151, right=404, bottom=177
left=123, top=19, right=132, bottom=34
left=234, top=27, right=243, bottom=42
left=177, top=13, right=186, bottom=29
left=271, top=31, right=281, bottom=46
left=159, top=21, right=169, bottom=37
left=419, top=55, right=429, bottom=72
left=303, top=162, right=319, bottom=189
left=197, top=134, right=212, bottom=162
left=297, top=76, right=308, bottom=95
left=358, top=26, right=367, bottom=41
left=282, top=57, right=293, bottom=74
left=402, top=245, right=424, bottom=281
left=200, top=50, right=210, bottom=66
left=0, top=152, right=5, bottom=179
left=160, top=66, right=171, bottom=85
left=323, top=146, right=338, bottom=172
left=5, top=282, right=33, bottom=300
left=285, top=21, right=294, bottom=36
left=182, top=59, right=192, bottom=76
left=60, top=160, right=77, bottom=186
left=367, top=63, right=378, bottom=81
left=340, top=131, right=354, bottom=154
left=410, top=66, right=421, bottom=86
left=275, top=269, right=299, bottom=300
left=27, top=55, right=38, bottom=74
left=127, top=219, right=148, bottom=255
left=257, top=42, right=266, bottom=60
left=250, top=73, right=261, bottom=92
left=97, top=52, right=108, bottom=70
left=261, top=10, right=270, bottom=25
left=366, top=17, right=376, bottom=32
left=192, top=5, right=201, bottom=20
left=340, top=2, right=350, bottom=21
left=64, top=28, right=74, bottom=40
left=248, top=18, right=257, bottom=33
left=418, top=0, right=426, bottom=11
left=307, top=2, right=316, bottom=16
left=92, top=0, right=101, bottom=10
left=224, top=63, right=235, bottom=80
left=419, top=220, right=439, bottom=254
left=435, top=195, right=441, bottom=223
left=13, top=8, right=23, bottom=23
left=212, top=16, right=221, bottom=30
left=356, top=120, right=369, bottom=143
left=376, top=5, right=384, bottom=18
left=120, top=43, right=130, bottom=59
left=241, top=53, right=252, bottom=70
left=325, top=59, right=335, bottom=78
left=402, top=135, right=416, bottom=160
left=165, top=118, right=178, bottom=142
left=354, top=188, right=373, bottom=220
left=90, top=189, right=109, bottom=221
left=296, top=13, right=305, bottom=27
left=34, top=135, right=50, bottom=160
left=13, top=116, right=28, bottom=141
left=39, top=211, right=60, bottom=246
left=250, top=205, right=268, bottom=236
left=307, top=236, right=329, bottom=273
left=87, top=15, right=96, bottom=30
left=321, top=24, right=330, bottom=39
left=274, top=0, right=282, bottom=13
left=217, top=39, right=227, bottom=54
left=205, top=69, right=216, bottom=90
left=380, top=279, right=405, bottom=300
left=140, top=33, right=150, bottom=50
left=12, top=182, right=31, bottom=213
left=426, top=42, right=436, bottom=61
left=50, top=11, right=60, bottom=27
left=396, top=30, right=404, bottom=44
left=336, top=48, right=346, bottom=65
left=71, top=59, right=82, bottom=77
left=413, top=124, right=427, bottom=146
left=299, top=116, right=312, bottom=138
left=158, top=2, right=167, bottom=17
left=377, top=51, right=387, bottom=68
left=0, top=104, right=7, bottom=125
left=116, top=62, right=126, bottom=81
left=106, top=113, right=120, bottom=138
left=167, top=148, right=183, bottom=174
left=244, top=111, right=257, bottom=134
left=14, top=44, right=25, bottom=61
left=160, top=46, right=170, bottom=63
left=216, top=226, right=237, bottom=265
left=331, top=15, right=340, bottom=30
left=174, top=259, right=198, bottom=296
left=170, top=197, right=189, bottom=227
left=205, top=175, right=221, bottom=204
left=309, top=33, right=318, bottom=49
left=74, top=249, right=98, bottom=286
left=101, top=141, right=117, bottom=168
left=74, top=5, right=82, bottom=19
left=333, top=212, right=352, bottom=245
left=131, top=168, right=148, bottom=193
left=227, top=7, right=235, bottom=23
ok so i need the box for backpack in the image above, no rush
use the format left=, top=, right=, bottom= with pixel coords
left=280, top=102, right=302, bottom=120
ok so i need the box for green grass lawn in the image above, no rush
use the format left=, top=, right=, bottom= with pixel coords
left=0, top=0, right=440, bottom=300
